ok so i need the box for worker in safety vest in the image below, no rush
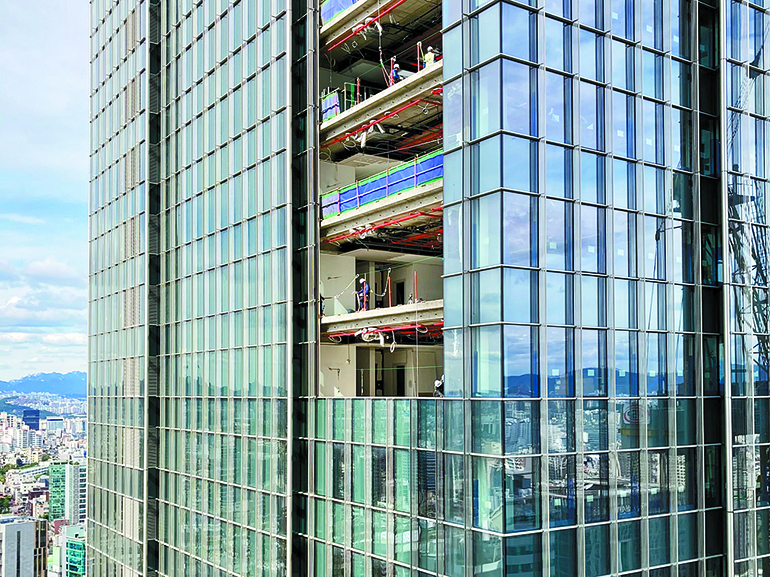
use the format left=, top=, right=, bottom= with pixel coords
left=356, top=278, right=370, bottom=311
left=391, top=63, right=402, bottom=84
left=424, top=46, right=436, bottom=66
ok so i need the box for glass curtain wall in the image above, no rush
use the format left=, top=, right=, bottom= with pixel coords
left=443, top=0, right=718, bottom=573
left=153, top=1, right=292, bottom=576
left=88, top=1, right=151, bottom=576
left=724, top=0, right=770, bottom=574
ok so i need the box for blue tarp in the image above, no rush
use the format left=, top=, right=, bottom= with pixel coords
left=321, top=151, right=443, bottom=219
left=320, top=0, right=358, bottom=24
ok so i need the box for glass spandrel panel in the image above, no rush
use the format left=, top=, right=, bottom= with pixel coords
left=444, top=400, right=464, bottom=451
left=581, top=151, right=605, bottom=204
left=504, top=326, right=539, bottom=397
left=502, top=60, right=536, bottom=136
left=473, top=401, right=502, bottom=455
left=644, top=216, right=666, bottom=280
left=503, top=192, right=538, bottom=267
left=505, top=456, right=539, bottom=531
left=394, top=516, right=410, bottom=564
left=579, top=30, right=604, bottom=82
left=372, top=402, right=386, bottom=445
left=445, top=453, right=465, bottom=525
left=613, top=91, right=634, bottom=158
left=618, top=520, right=642, bottom=571
left=472, top=193, right=502, bottom=268
left=545, top=71, right=571, bottom=142
left=372, top=447, right=387, bottom=509
left=544, top=17, right=572, bottom=72
left=471, top=62, right=501, bottom=140
left=583, top=400, right=609, bottom=450
left=581, top=206, right=605, bottom=273
left=646, top=332, right=667, bottom=395
left=445, top=329, right=465, bottom=398
left=444, top=203, right=463, bottom=274
left=614, top=279, right=637, bottom=329
left=314, top=442, right=326, bottom=496
left=473, top=457, right=504, bottom=531
left=582, top=330, right=607, bottom=396
left=474, top=532, right=503, bottom=576
left=676, top=448, right=697, bottom=511
left=546, top=199, right=573, bottom=270
left=351, top=445, right=365, bottom=504
left=641, top=0, right=663, bottom=50
left=504, top=401, right=539, bottom=455
left=547, top=272, right=574, bottom=324
left=444, top=525, right=465, bottom=577
left=550, top=529, right=576, bottom=576
left=472, top=136, right=502, bottom=196
left=547, top=327, right=575, bottom=397
left=505, top=533, right=541, bottom=574
left=548, top=400, right=576, bottom=452
left=444, top=79, right=464, bottom=150
left=580, top=0, right=604, bottom=28
left=332, top=443, right=345, bottom=500
left=611, top=40, right=634, bottom=88
left=394, top=400, right=410, bottom=446
left=394, top=449, right=410, bottom=513
left=649, top=516, right=671, bottom=566
left=643, top=100, right=664, bottom=164
left=471, top=4, right=500, bottom=67
left=546, top=144, right=572, bottom=199
left=580, top=82, right=602, bottom=151
left=585, top=524, right=610, bottom=577
left=503, top=269, right=537, bottom=323
left=371, top=510, right=386, bottom=558
left=549, top=455, right=576, bottom=526
left=502, top=4, right=537, bottom=62
left=617, top=451, right=641, bottom=516
left=613, top=159, right=636, bottom=209
left=648, top=450, right=670, bottom=515
left=642, top=51, right=664, bottom=99
left=503, top=135, right=537, bottom=193
left=473, top=326, right=503, bottom=397
left=472, top=268, right=502, bottom=324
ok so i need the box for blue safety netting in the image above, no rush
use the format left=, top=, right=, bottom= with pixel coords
left=321, top=92, right=341, bottom=122
left=320, top=0, right=359, bottom=24
left=322, top=150, right=443, bottom=219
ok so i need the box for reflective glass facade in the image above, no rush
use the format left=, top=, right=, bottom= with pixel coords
left=88, top=0, right=770, bottom=576
left=441, top=0, right=716, bottom=572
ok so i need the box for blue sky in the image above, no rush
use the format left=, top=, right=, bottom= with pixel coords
left=0, top=3, right=89, bottom=380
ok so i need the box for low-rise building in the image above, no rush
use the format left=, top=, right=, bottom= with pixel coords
left=0, top=516, right=47, bottom=577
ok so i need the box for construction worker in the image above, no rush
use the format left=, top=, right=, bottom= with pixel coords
left=424, top=46, right=436, bottom=66
left=391, top=63, right=402, bottom=85
left=356, top=278, right=370, bottom=311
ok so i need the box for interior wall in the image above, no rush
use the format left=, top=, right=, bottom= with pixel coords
left=389, top=262, right=443, bottom=303
left=320, top=160, right=356, bottom=194
left=321, top=253, right=357, bottom=315
left=320, top=344, right=357, bottom=397
left=380, top=346, right=443, bottom=396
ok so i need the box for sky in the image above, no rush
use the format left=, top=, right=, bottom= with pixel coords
left=0, top=3, right=90, bottom=380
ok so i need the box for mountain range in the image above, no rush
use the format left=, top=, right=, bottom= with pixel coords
left=0, top=372, right=86, bottom=397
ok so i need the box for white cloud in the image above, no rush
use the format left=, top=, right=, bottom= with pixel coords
left=22, top=257, right=85, bottom=288
left=0, top=213, right=45, bottom=225
left=0, top=4, right=89, bottom=380
left=0, top=332, right=32, bottom=343
left=42, top=333, right=87, bottom=346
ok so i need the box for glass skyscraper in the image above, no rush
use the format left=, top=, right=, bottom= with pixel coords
left=87, top=0, right=770, bottom=576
